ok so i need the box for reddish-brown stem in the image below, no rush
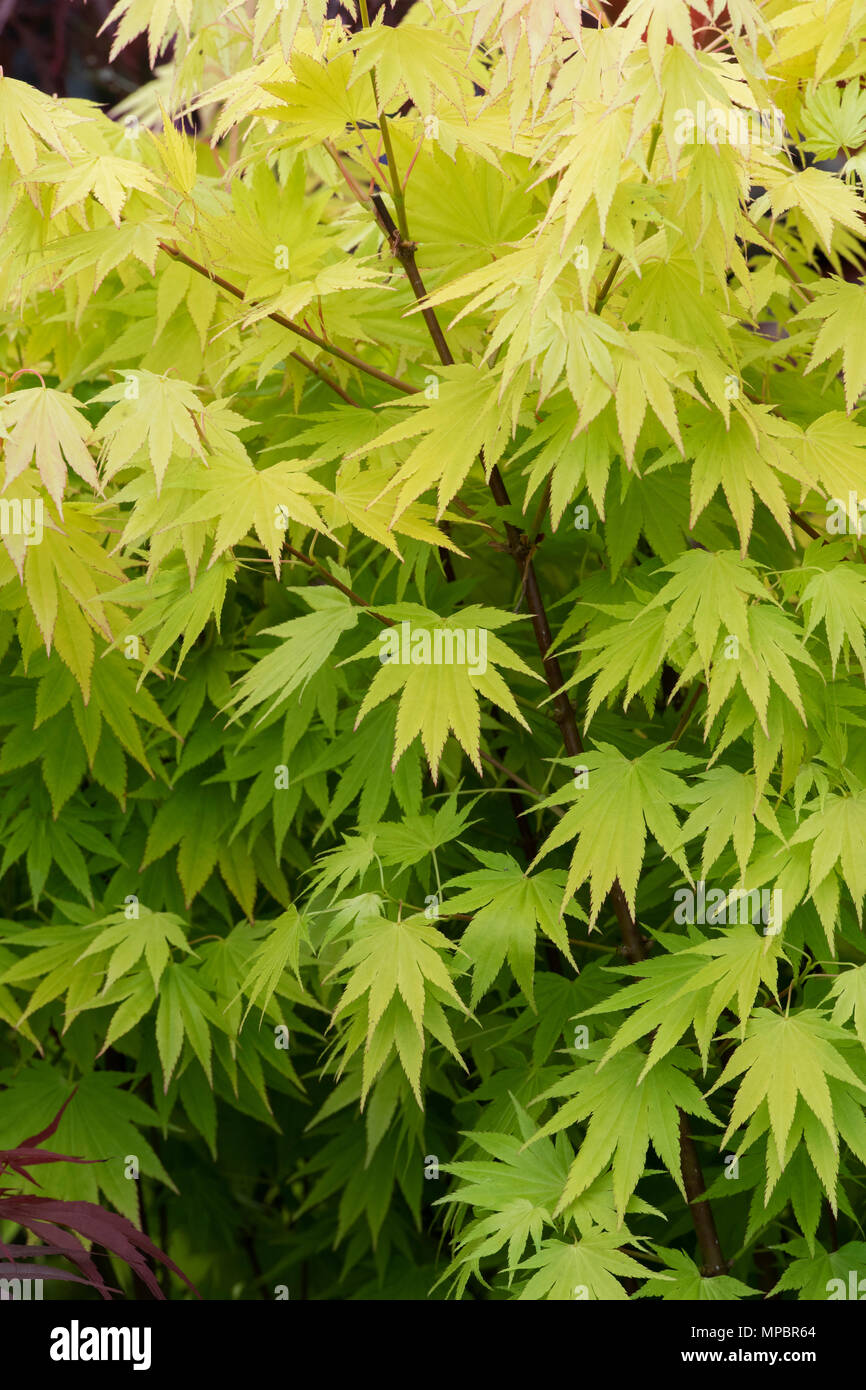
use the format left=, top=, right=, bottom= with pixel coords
left=679, top=1112, right=728, bottom=1277
left=158, top=242, right=417, bottom=397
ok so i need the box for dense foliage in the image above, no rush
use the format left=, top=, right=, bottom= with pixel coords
left=2, top=0, right=866, bottom=1301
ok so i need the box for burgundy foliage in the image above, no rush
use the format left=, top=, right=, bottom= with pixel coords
left=0, top=1090, right=199, bottom=1300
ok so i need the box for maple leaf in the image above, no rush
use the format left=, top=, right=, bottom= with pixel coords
left=41, top=219, right=172, bottom=289
left=227, top=586, right=362, bottom=725
left=139, top=779, right=237, bottom=908
left=676, top=602, right=819, bottom=737
left=788, top=788, right=866, bottom=928
left=794, top=412, right=866, bottom=503
left=148, top=105, right=197, bottom=196
left=513, top=1229, right=658, bottom=1300
left=259, top=52, right=375, bottom=147
left=708, top=1008, right=866, bottom=1165
left=89, top=371, right=207, bottom=492
left=607, top=331, right=699, bottom=466
left=682, top=406, right=804, bottom=553
left=635, top=1247, right=757, bottom=1300
left=751, top=165, right=865, bottom=255
left=328, top=908, right=470, bottom=1104
left=0, top=1066, right=174, bottom=1223
left=537, top=104, right=636, bottom=240
left=232, top=907, right=311, bottom=1025
left=434, top=1101, right=574, bottom=1285
left=532, top=744, right=696, bottom=923
left=348, top=367, right=518, bottom=523
left=532, top=1046, right=718, bottom=1217
left=455, top=0, right=585, bottom=67
left=674, top=766, right=783, bottom=878
left=181, top=456, right=335, bottom=572
left=0, top=74, right=82, bottom=175
left=584, top=928, right=783, bottom=1073
left=801, top=83, right=866, bottom=161
left=27, top=153, right=159, bottom=225
left=615, top=0, right=702, bottom=81
left=20, top=501, right=126, bottom=694
left=350, top=23, right=467, bottom=111
left=100, top=555, right=236, bottom=682
left=252, top=0, right=328, bottom=58
left=646, top=548, right=770, bottom=670
left=557, top=593, right=668, bottom=730
left=0, top=388, right=100, bottom=512
left=155, top=962, right=229, bottom=1090
left=349, top=604, right=538, bottom=778
left=75, top=907, right=192, bottom=998
left=797, top=280, right=866, bottom=413
left=325, top=462, right=462, bottom=560
left=800, top=552, right=866, bottom=678
left=99, top=0, right=193, bottom=67
left=829, top=964, right=866, bottom=1050
left=770, top=1238, right=866, bottom=1301
left=433, top=1100, right=663, bottom=1294
left=443, top=849, right=581, bottom=1005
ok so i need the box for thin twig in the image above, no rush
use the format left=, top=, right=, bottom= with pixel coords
left=158, top=242, right=417, bottom=396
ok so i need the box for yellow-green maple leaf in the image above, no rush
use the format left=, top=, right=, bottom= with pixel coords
left=0, top=74, right=82, bottom=174
left=181, top=456, right=335, bottom=572
left=329, top=908, right=469, bottom=1105
left=27, top=153, right=159, bottom=224
left=89, top=370, right=206, bottom=492
left=709, top=1008, right=866, bottom=1166
left=349, top=605, right=538, bottom=778
left=1, top=388, right=100, bottom=511
left=798, top=280, right=866, bottom=413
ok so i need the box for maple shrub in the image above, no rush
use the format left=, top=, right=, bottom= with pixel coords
left=1, top=0, right=866, bottom=1304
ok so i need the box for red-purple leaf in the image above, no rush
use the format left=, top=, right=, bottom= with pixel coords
left=0, top=1261, right=103, bottom=1289
left=18, top=1087, right=78, bottom=1149
left=0, top=1090, right=199, bottom=1300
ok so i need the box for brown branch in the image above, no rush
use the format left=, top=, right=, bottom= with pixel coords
left=741, top=215, right=816, bottom=304
left=679, top=1112, right=728, bottom=1277
left=369, top=194, right=648, bottom=961
left=479, top=750, right=544, bottom=799
left=158, top=242, right=418, bottom=397
left=283, top=545, right=392, bottom=623
left=669, top=683, right=705, bottom=746
left=289, top=349, right=362, bottom=407
left=789, top=508, right=821, bottom=541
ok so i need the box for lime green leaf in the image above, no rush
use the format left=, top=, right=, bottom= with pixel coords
left=329, top=908, right=470, bottom=1105
left=798, top=280, right=866, bottom=412
left=350, top=606, right=537, bottom=778
left=76, top=906, right=191, bottom=993
left=227, top=587, right=360, bottom=724
left=635, top=1248, right=757, bottom=1300
left=514, top=1229, right=657, bottom=1300
left=444, top=849, right=580, bottom=1005
left=0, top=389, right=100, bottom=511
left=709, top=1008, right=866, bottom=1164
left=532, top=744, right=696, bottom=923
left=533, top=1046, right=717, bottom=1217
